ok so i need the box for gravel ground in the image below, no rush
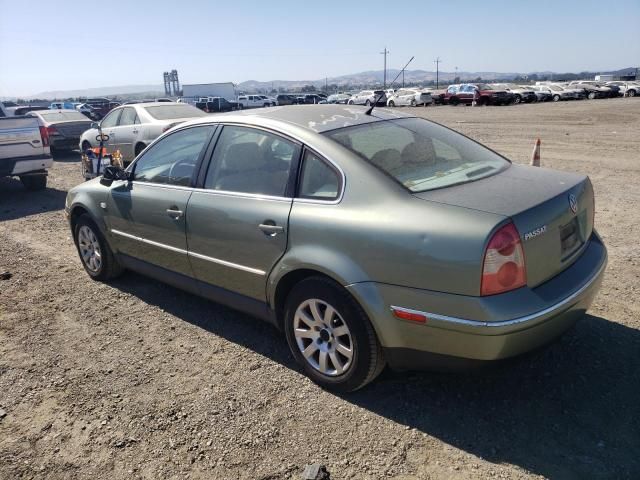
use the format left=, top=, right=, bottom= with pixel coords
left=1, top=98, right=639, bottom=480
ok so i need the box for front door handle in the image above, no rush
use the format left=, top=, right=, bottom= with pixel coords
left=259, top=222, right=284, bottom=236
left=166, top=207, right=183, bottom=219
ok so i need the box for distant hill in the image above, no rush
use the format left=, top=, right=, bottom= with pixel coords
left=3, top=67, right=636, bottom=100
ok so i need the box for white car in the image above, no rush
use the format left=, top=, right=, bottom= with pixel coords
left=237, top=95, right=274, bottom=109
left=79, top=102, right=206, bottom=164
left=387, top=88, right=432, bottom=107
left=606, top=81, right=639, bottom=97
left=347, top=90, right=387, bottom=106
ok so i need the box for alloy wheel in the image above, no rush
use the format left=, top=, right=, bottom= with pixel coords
left=77, top=225, right=102, bottom=273
left=293, top=299, right=354, bottom=376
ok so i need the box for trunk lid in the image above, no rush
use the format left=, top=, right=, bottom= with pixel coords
left=52, top=121, right=92, bottom=138
left=414, top=164, right=594, bottom=287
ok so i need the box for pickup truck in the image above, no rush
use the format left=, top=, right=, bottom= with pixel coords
left=237, top=95, right=272, bottom=109
left=0, top=103, right=52, bottom=190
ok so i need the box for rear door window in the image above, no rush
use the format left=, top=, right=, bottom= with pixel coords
left=204, top=126, right=299, bottom=197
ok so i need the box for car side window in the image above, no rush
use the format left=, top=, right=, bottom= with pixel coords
left=204, top=125, right=299, bottom=197
left=100, top=109, right=121, bottom=128
left=299, top=150, right=340, bottom=201
left=133, top=126, right=213, bottom=186
left=118, top=107, right=137, bottom=126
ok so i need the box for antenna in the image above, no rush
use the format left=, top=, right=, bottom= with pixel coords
left=365, top=56, right=414, bottom=116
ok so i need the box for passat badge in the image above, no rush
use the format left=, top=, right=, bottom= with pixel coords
left=524, top=225, right=547, bottom=241
left=568, top=194, right=578, bottom=214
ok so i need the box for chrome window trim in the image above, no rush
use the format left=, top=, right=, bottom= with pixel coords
left=110, top=229, right=265, bottom=276
left=193, top=188, right=292, bottom=203
left=390, top=258, right=606, bottom=329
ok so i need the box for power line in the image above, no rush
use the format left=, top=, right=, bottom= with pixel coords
left=381, top=47, right=390, bottom=88
left=434, top=57, right=443, bottom=89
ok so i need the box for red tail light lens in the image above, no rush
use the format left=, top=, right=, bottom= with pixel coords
left=39, top=126, right=50, bottom=147
left=46, top=126, right=59, bottom=136
left=481, top=223, right=526, bottom=296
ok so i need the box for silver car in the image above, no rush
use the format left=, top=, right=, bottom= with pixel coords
left=347, top=90, right=387, bottom=106
left=387, top=89, right=433, bottom=107
left=79, top=102, right=206, bottom=164
left=27, top=109, right=93, bottom=154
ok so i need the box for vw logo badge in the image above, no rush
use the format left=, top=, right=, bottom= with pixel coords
left=568, top=193, right=578, bottom=214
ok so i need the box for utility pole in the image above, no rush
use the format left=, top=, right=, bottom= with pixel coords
left=402, top=70, right=405, bottom=88
left=434, top=57, right=442, bottom=89
left=381, top=47, right=390, bottom=88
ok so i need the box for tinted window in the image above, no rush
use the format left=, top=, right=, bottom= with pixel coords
left=118, top=107, right=139, bottom=126
left=100, top=109, right=121, bottom=128
left=325, top=118, right=509, bottom=192
left=143, top=104, right=206, bottom=120
left=205, top=126, right=298, bottom=196
left=299, top=151, right=340, bottom=200
left=133, top=126, right=213, bottom=186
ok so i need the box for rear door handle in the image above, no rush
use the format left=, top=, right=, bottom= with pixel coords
left=259, top=223, right=284, bottom=236
left=167, top=207, right=183, bottom=219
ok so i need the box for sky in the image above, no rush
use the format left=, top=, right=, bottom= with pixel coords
left=1, top=0, right=639, bottom=96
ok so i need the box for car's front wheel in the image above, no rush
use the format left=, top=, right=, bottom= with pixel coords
left=388, top=100, right=395, bottom=107
left=73, top=214, right=123, bottom=281
left=284, top=277, right=385, bottom=392
left=588, top=92, right=596, bottom=100
left=552, top=94, right=561, bottom=102
left=20, top=175, right=47, bottom=191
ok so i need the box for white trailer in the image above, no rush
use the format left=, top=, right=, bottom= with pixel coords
left=181, top=82, right=236, bottom=103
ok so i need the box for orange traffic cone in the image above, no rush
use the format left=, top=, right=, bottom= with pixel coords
left=530, top=138, right=541, bottom=167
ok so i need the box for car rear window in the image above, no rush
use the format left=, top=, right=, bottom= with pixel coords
left=143, top=104, right=207, bottom=120
left=324, top=118, right=509, bottom=193
left=38, top=111, right=88, bottom=121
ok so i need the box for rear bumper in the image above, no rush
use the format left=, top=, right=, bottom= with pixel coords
left=0, top=154, right=53, bottom=177
left=347, top=232, right=607, bottom=369
left=50, top=137, right=80, bottom=149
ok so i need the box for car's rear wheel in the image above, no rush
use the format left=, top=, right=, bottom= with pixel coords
left=410, top=99, right=417, bottom=107
left=552, top=94, right=561, bottom=102
left=81, top=140, right=91, bottom=151
left=388, top=100, right=395, bottom=107
left=628, top=89, right=636, bottom=97
left=588, top=92, right=596, bottom=100
left=513, top=95, right=521, bottom=104
left=284, top=277, right=385, bottom=392
left=73, top=214, right=123, bottom=281
left=20, top=175, right=47, bottom=191
left=449, top=97, right=459, bottom=106
left=365, top=100, right=371, bottom=107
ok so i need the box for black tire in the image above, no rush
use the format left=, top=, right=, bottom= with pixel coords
left=410, top=99, right=417, bottom=107
left=628, top=89, right=636, bottom=97
left=365, top=100, right=371, bottom=107
left=514, top=95, right=521, bottom=104
left=284, top=276, right=385, bottom=392
left=238, top=104, right=244, bottom=110
left=552, top=94, right=561, bottom=102
left=449, top=97, right=459, bottom=106
left=347, top=100, right=354, bottom=105
left=81, top=141, right=91, bottom=151
left=73, top=214, right=123, bottom=281
left=588, top=92, right=596, bottom=100
left=20, top=175, right=47, bottom=191
left=388, top=100, right=395, bottom=107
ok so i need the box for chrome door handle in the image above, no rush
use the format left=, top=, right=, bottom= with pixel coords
left=166, top=208, right=183, bottom=219
left=259, top=223, right=284, bottom=236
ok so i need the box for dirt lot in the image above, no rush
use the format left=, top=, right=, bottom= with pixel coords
left=1, top=98, right=639, bottom=480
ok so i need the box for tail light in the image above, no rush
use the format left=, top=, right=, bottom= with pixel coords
left=46, top=126, right=59, bottom=136
left=39, top=126, right=50, bottom=147
left=481, top=223, right=526, bottom=296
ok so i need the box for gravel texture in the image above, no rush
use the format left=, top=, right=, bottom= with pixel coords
left=1, top=98, right=639, bottom=479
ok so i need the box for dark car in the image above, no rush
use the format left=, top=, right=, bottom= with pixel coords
left=83, top=98, right=116, bottom=119
left=299, top=94, right=325, bottom=104
left=276, top=94, right=298, bottom=106
left=206, top=97, right=238, bottom=112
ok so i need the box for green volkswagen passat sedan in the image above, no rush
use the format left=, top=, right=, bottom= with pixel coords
left=65, top=105, right=607, bottom=392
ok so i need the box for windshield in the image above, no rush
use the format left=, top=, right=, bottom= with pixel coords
left=143, top=104, right=207, bottom=120
left=38, top=111, right=88, bottom=121
left=324, top=118, right=509, bottom=193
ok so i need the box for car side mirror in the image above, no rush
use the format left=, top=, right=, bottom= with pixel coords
left=100, top=165, right=130, bottom=186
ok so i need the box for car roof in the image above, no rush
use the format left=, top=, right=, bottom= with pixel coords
left=186, top=105, right=414, bottom=133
